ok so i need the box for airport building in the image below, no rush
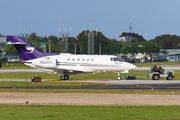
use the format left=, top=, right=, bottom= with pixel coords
left=0, top=36, right=7, bottom=50
left=158, top=49, right=180, bottom=62
left=119, top=49, right=180, bottom=63
left=119, top=36, right=133, bottom=42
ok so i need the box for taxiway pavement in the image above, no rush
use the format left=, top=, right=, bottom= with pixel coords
left=1, top=80, right=180, bottom=90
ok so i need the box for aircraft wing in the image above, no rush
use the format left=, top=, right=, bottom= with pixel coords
left=54, top=66, right=95, bottom=73
left=53, top=67, right=85, bottom=72
left=35, top=66, right=95, bottom=74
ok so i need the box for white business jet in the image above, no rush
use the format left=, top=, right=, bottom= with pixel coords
left=7, top=35, right=137, bottom=80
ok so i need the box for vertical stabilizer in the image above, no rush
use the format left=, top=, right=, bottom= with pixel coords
left=7, top=35, right=59, bottom=61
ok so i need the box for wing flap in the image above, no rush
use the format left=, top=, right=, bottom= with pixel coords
left=57, top=67, right=85, bottom=72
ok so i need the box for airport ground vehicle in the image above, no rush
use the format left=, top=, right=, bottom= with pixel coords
left=148, top=68, right=175, bottom=80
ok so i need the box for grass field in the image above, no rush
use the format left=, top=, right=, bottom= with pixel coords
left=133, top=61, right=180, bottom=67
left=1, top=63, right=30, bottom=69
left=0, top=105, right=180, bottom=120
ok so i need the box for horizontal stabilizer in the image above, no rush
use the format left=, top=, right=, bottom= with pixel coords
left=7, top=42, right=28, bottom=45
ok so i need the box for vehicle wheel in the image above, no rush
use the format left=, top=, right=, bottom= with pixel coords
left=166, top=75, right=173, bottom=80
left=64, top=75, right=69, bottom=80
left=117, top=76, right=121, bottom=80
left=60, top=76, right=64, bottom=80
left=152, top=74, right=159, bottom=80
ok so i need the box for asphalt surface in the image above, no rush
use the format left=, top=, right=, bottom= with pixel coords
left=0, top=80, right=180, bottom=90
left=1, top=84, right=180, bottom=90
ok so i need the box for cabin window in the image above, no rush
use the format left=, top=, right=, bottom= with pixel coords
left=82, top=59, right=85, bottom=61
left=77, top=59, right=80, bottom=61
left=91, top=59, right=94, bottom=61
left=87, top=59, right=89, bottom=61
left=72, top=58, right=75, bottom=61
left=111, top=58, right=113, bottom=61
left=67, top=58, right=70, bottom=61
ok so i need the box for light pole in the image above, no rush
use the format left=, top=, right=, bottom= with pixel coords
left=138, top=45, right=142, bottom=63
left=99, top=43, right=101, bottom=55
left=80, top=45, right=82, bottom=54
left=75, top=43, right=76, bottom=54
left=49, top=42, right=51, bottom=53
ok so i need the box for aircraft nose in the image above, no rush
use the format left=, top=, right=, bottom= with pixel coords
left=130, top=64, right=137, bottom=70
left=122, top=62, right=137, bottom=70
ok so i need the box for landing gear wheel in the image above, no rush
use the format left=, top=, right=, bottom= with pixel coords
left=166, top=75, right=173, bottom=80
left=60, top=75, right=69, bottom=80
left=64, top=75, right=69, bottom=80
left=117, top=76, right=121, bottom=80
left=152, top=75, right=159, bottom=80
left=60, top=76, right=64, bottom=80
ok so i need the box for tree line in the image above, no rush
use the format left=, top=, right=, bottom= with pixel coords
left=3, top=31, right=180, bottom=62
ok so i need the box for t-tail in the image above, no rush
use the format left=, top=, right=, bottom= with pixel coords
left=7, top=35, right=59, bottom=61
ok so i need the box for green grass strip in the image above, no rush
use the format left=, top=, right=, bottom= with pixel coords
left=0, top=105, right=180, bottom=120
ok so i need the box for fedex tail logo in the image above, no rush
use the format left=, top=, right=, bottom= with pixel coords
left=26, top=47, right=34, bottom=53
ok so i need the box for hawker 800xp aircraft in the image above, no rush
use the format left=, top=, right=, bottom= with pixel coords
left=7, top=35, right=137, bottom=80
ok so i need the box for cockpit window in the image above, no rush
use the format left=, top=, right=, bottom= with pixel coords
left=114, top=58, right=118, bottom=61
left=111, top=57, right=121, bottom=61
left=116, top=57, right=121, bottom=61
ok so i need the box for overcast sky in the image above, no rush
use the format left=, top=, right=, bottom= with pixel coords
left=1, top=0, right=180, bottom=40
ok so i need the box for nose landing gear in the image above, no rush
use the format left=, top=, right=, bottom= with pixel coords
left=117, top=76, right=121, bottom=80
left=117, top=71, right=121, bottom=80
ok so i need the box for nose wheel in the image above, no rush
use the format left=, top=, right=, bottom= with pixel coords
left=60, top=75, right=69, bottom=80
left=117, top=76, right=121, bottom=80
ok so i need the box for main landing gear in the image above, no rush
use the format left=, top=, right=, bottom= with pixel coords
left=60, top=75, right=69, bottom=80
